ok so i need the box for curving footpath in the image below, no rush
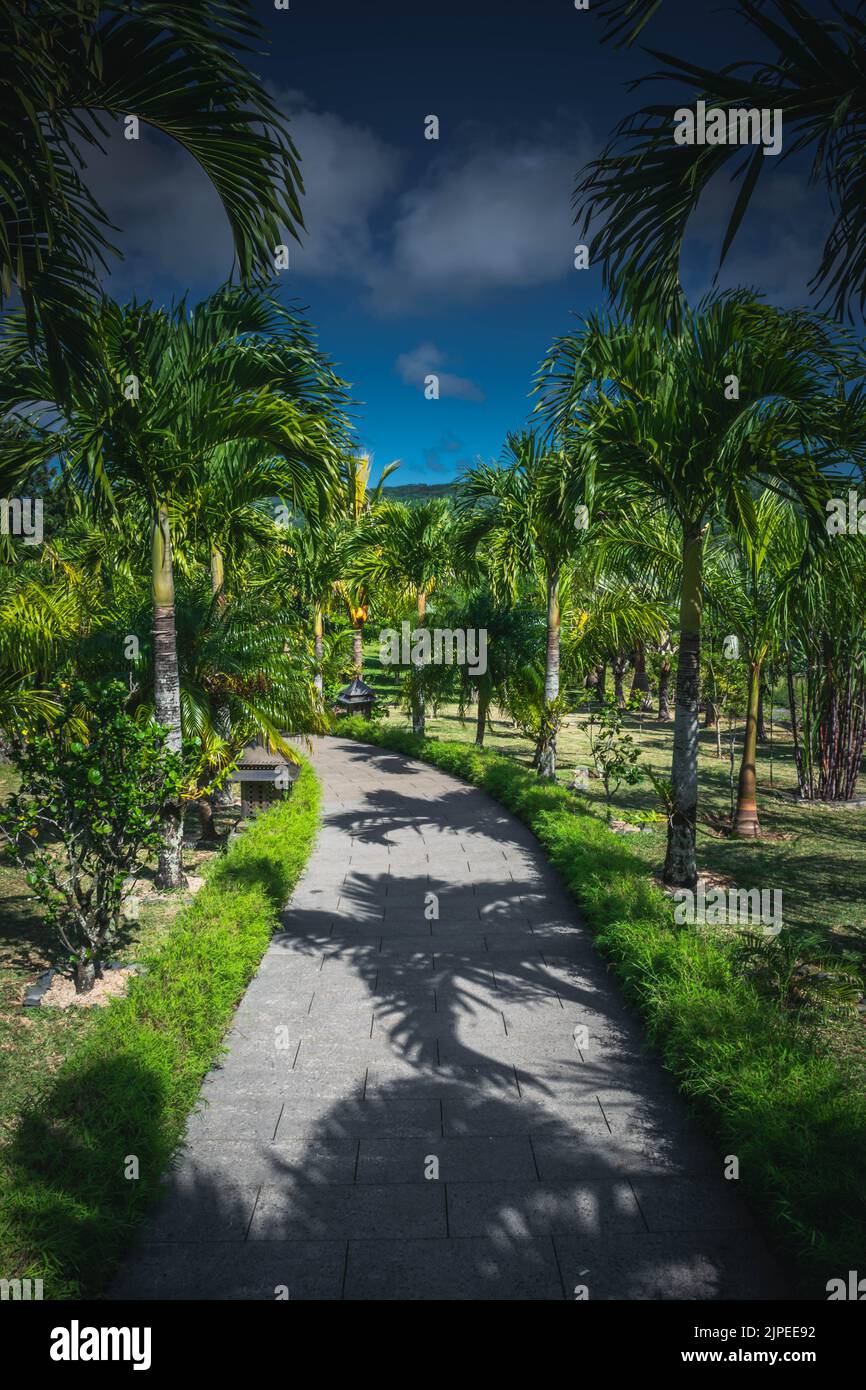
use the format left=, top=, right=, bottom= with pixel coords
left=112, top=734, right=787, bottom=1301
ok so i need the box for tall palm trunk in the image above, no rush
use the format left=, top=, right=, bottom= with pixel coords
left=412, top=588, right=427, bottom=735
left=612, top=651, right=627, bottom=707
left=210, top=543, right=226, bottom=606
left=733, top=658, right=762, bottom=837
left=537, top=571, right=561, bottom=780
left=313, top=603, right=324, bottom=697
left=352, top=620, right=364, bottom=676
left=152, top=505, right=186, bottom=890
left=475, top=684, right=490, bottom=748
left=657, top=643, right=672, bottom=721
left=630, top=640, right=652, bottom=709
left=209, top=541, right=234, bottom=809
left=756, top=684, right=769, bottom=743
left=664, top=524, right=704, bottom=889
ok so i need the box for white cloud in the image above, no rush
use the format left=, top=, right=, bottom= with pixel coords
left=394, top=342, right=485, bottom=402
left=80, top=104, right=595, bottom=312
left=270, top=89, right=403, bottom=277
left=80, top=95, right=401, bottom=293
left=366, top=130, right=593, bottom=311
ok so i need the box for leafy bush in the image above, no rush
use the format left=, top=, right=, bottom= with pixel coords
left=0, top=681, right=187, bottom=992
left=579, top=694, right=644, bottom=817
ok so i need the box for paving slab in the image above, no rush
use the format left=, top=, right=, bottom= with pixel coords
left=343, top=1236, right=563, bottom=1300
left=111, top=733, right=787, bottom=1301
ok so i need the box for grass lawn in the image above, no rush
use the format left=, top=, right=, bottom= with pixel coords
left=0, top=771, right=243, bottom=1181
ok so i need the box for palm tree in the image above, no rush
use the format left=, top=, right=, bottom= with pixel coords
left=2, top=289, right=341, bottom=885
left=267, top=514, right=352, bottom=700
left=421, top=588, right=545, bottom=747
left=558, top=560, right=669, bottom=714
left=578, top=0, right=866, bottom=320
left=709, top=494, right=802, bottom=836
left=185, top=307, right=349, bottom=594
left=123, top=579, right=326, bottom=842
left=0, top=675, right=61, bottom=736
left=536, top=292, right=852, bottom=887
left=596, top=506, right=684, bottom=721
left=332, top=454, right=400, bottom=677
left=1, top=0, right=303, bottom=387
left=594, top=0, right=664, bottom=46
left=352, top=498, right=453, bottom=735
left=457, top=433, right=577, bottom=779
left=0, top=563, right=83, bottom=735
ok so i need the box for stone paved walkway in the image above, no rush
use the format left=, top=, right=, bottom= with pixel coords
left=111, top=735, right=787, bottom=1301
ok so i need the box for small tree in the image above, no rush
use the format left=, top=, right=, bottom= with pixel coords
left=580, top=694, right=644, bottom=820
left=0, top=682, right=186, bottom=993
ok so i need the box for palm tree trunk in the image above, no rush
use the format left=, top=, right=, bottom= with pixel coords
left=663, top=524, right=704, bottom=890
left=475, top=687, right=489, bottom=748
left=210, top=543, right=226, bottom=606
left=612, top=652, right=627, bottom=707
left=314, top=604, right=324, bottom=696
left=412, top=587, right=426, bottom=736
left=630, top=641, right=652, bottom=709
left=756, top=683, right=769, bottom=743
left=657, top=654, right=672, bottom=721
left=787, top=657, right=806, bottom=797
left=209, top=541, right=234, bottom=808
left=537, top=572, right=561, bottom=780
left=196, top=793, right=220, bottom=846
left=733, top=658, right=762, bottom=837
left=352, top=623, right=364, bottom=676
left=152, top=505, right=186, bottom=890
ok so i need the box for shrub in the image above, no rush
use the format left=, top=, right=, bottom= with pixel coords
left=0, top=681, right=187, bottom=992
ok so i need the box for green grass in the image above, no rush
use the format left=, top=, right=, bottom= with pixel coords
left=338, top=716, right=866, bottom=1297
left=0, top=772, right=240, bottom=1159
left=0, top=761, right=320, bottom=1299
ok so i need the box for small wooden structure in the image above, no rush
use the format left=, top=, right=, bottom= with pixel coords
left=334, top=676, right=376, bottom=719
left=231, top=740, right=299, bottom=818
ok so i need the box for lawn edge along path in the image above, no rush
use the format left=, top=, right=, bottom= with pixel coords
left=338, top=716, right=866, bottom=1298
left=0, top=758, right=320, bottom=1299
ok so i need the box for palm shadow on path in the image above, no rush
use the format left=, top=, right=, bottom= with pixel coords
left=108, top=738, right=790, bottom=1301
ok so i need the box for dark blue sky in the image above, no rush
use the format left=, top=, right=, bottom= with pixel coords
left=89, top=0, right=840, bottom=484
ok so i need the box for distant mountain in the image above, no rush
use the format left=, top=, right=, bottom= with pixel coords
left=381, top=481, right=457, bottom=501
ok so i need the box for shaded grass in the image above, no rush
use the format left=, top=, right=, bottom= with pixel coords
left=339, top=717, right=866, bottom=1297
left=0, top=762, right=320, bottom=1298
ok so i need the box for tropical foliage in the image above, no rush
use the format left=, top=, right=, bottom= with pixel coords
left=581, top=0, right=866, bottom=320
left=1, top=0, right=303, bottom=384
